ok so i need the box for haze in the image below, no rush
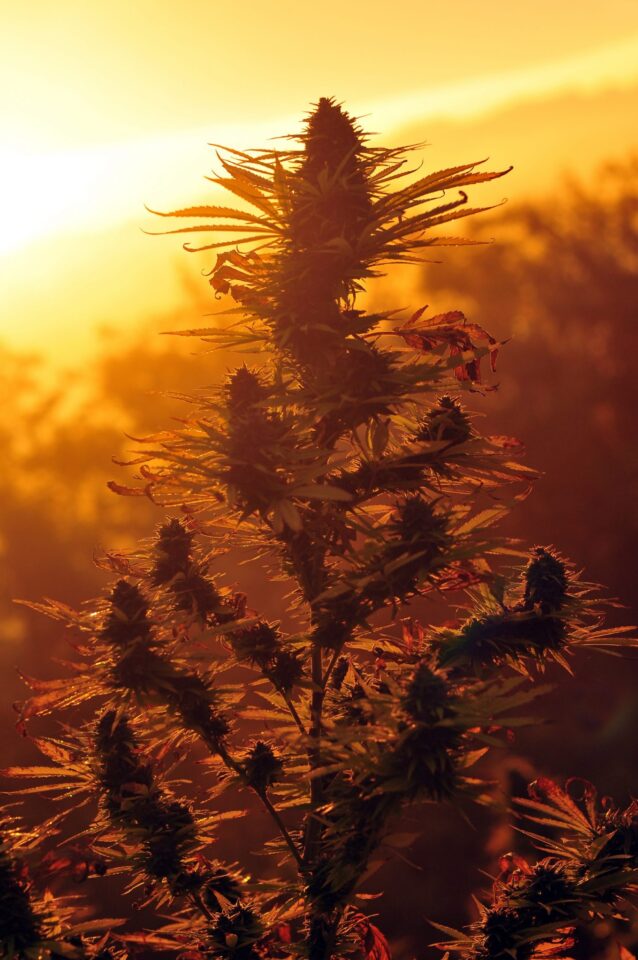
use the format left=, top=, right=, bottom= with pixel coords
left=1, top=0, right=638, bottom=361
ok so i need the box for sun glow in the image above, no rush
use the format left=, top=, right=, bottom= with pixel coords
left=0, top=120, right=288, bottom=258
left=2, top=33, right=638, bottom=261
left=0, top=146, right=99, bottom=255
left=2, top=8, right=638, bottom=361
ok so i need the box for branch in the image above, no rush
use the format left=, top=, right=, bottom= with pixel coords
left=321, top=648, right=342, bottom=691
left=214, top=740, right=304, bottom=869
left=279, top=689, right=307, bottom=737
left=303, top=642, right=325, bottom=865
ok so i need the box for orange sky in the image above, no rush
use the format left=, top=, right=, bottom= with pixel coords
left=2, top=1, right=638, bottom=360
left=4, top=0, right=638, bottom=150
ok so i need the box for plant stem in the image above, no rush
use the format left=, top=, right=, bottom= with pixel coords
left=258, top=791, right=304, bottom=869
left=190, top=890, right=216, bottom=922
left=280, top=689, right=307, bottom=737
left=303, top=642, right=325, bottom=865
left=321, top=649, right=341, bottom=691
left=212, top=740, right=304, bottom=869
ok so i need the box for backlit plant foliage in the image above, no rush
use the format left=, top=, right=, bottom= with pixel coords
left=3, top=99, right=637, bottom=960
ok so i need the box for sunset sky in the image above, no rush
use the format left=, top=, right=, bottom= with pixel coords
left=2, top=0, right=638, bottom=360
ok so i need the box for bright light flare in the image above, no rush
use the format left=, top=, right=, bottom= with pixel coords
left=0, top=120, right=284, bottom=257
left=1, top=32, right=637, bottom=258
left=0, top=145, right=103, bottom=255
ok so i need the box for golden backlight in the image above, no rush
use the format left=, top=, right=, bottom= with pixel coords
left=2, top=11, right=638, bottom=953
left=1, top=1, right=638, bottom=357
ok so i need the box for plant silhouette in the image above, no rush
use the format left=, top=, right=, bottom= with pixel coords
left=3, top=99, right=637, bottom=960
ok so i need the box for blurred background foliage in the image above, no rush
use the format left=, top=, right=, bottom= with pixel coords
left=1, top=156, right=637, bottom=957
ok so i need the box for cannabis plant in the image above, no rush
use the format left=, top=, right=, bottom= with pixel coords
left=3, top=98, right=637, bottom=960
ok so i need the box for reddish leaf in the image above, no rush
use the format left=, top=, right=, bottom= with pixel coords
left=401, top=618, right=424, bottom=653
left=528, top=777, right=593, bottom=833
left=356, top=915, right=392, bottom=960
left=397, top=307, right=500, bottom=384
left=497, top=852, right=531, bottom=880
left=274, top=923, right=292, bottom=944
